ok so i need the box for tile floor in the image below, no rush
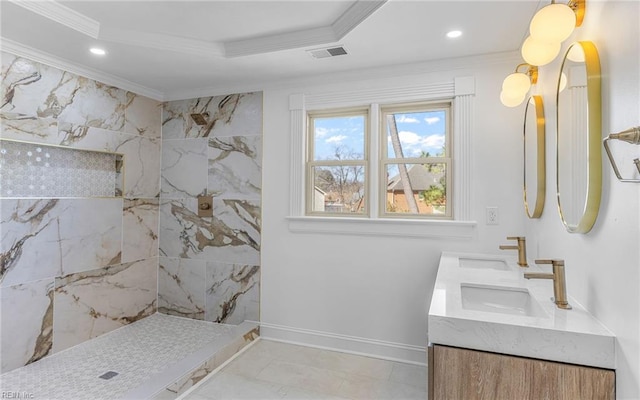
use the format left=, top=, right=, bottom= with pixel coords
left=183, top=340, right=427, bottom=400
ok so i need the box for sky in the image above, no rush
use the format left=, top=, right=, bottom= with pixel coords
left=313, top=110, right=447, bottom=161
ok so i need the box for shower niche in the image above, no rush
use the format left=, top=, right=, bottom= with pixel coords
left=0, top=139, right=124, bottom=198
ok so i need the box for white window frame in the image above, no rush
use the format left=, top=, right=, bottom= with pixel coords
left=288, top=77, right=477, bottom=239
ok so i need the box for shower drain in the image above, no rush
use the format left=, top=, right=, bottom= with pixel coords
left=98, top=371, right=119, bottom=380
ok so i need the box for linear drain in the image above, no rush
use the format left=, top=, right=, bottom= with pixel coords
left=98, top=371, right=119, bottom=380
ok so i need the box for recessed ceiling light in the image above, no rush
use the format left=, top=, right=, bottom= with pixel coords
left=89, top=47, right=107, bottom=56
left=446, top=30, right=463, bottom=39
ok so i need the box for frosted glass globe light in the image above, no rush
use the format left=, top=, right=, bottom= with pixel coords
left=500, top=90, right=526, bottom=107
left=530, top=3, right=576, bottom=43
left=522, top=36, right=561, bottom=66
left=502, top=73, right=532, bottom=95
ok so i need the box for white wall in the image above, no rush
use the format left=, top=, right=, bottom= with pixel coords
left=525, top=1, right=640, bottom=398
left=261, top=58, right=528, bottom=363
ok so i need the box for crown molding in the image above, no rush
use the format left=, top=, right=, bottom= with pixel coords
left=223, top=0, right=388, bottom=58
left=224, top=26, right=337, bottom=58
left=98, top=27, right=224, bottom=57
left=332, top=0, right=387, bottom=39
left=8, top=0, right=100, bottom=38
left=1, top=38, right=164, bottom=101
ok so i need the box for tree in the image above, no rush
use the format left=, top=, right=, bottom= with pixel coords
left=318, top=145, right=365, bottom=212
left=420, top=175, right=446, bottom=208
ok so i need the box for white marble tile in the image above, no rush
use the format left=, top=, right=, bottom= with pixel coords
left=1, top=53, right=71, bottom=119
left=159, top=198, right=260, bottom=265
left=0, top=113, right=59, bottom=143
left=161, top=92, right=262, bottom=140
left=0, top=278, right=54, bottom=373
left=125, top=92, right=161, bottom=138
left=122, top=198, right=159, bottom=263
left=161, top=139, right=208, bottom=198
left=208, top=198, right=261, bottom=264
left=115, top=134, right=161, bottom=198
left=1, top=199, right=122, bottom=287
left=52, top=257, right=157, bottom=352
left=1, top=199, right=63, bottom=286
left=1, top=53, right=126, bottom=131
left=205, top=261, right=259, bottom=325
left=208, top=135, right=262, bottom=199
left=158, top=257, right=206, bottom=320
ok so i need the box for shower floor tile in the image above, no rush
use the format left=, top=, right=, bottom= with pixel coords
left=0, top=313, right=258, bottom=400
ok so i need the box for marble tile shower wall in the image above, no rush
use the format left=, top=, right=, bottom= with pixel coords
left=159, top=92, right=262, bottom=326
left=0, top=53, right=160, bottom=373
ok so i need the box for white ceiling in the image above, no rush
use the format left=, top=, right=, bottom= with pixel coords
left=0, top=0, right=543, bottom=100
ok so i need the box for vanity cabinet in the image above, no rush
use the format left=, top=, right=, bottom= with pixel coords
left=429, top=345, right=615, bottom=400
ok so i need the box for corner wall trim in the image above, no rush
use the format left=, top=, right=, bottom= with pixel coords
left=260, top=322, right=427, bottom=365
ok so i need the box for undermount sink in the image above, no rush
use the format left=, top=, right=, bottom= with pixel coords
left=458, top=257, right=510, bottom=271
left=461, top=283, right=547, bottom=318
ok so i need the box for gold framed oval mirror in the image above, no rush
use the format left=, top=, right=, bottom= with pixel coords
left=524, top=95, right=545, bottom=218
left=556, top=41, right=602, bottom=233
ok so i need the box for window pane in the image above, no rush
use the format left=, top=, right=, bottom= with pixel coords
left=385, top=163, right=447, bottom=215
left=311, top=165, right=365, bottom=214
left=385, top=110, right=446, bottom=159
left=313, top=115, right=365, bottom=161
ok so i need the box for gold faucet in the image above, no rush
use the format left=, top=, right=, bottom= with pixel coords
left=524, top=259, right=572, bottom=310
left=499, top=236, right=528, bottom=267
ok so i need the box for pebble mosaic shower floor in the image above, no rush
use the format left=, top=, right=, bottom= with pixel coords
left=0, top=313, right=258, bottom=400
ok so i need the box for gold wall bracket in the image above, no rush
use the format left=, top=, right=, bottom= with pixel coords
left=603, top=126, right=640, bottom=183
left=198, top=195, right=213, bottom=217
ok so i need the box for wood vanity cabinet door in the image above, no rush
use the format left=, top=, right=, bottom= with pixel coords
left=432, top=345, right=614, bottom=400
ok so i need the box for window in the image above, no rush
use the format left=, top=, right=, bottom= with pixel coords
left=381, top=103, right=451, bottom=219
left=306, top=102, right=452, bottom=219
left=307, top=108, right=368, bottom=215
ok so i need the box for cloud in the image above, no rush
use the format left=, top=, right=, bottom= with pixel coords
left=315, top=127, right=329, bottom=137
left=398, top=130, right=422, bottom=144
left=425, top=116, right=441, bottom=125
left=396, top=115, right=420, bottom=123
left=390, top=131, right=445, bottom=156
left=326, top=135, right=348, bottom=144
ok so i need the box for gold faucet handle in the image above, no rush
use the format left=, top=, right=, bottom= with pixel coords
left=535, top=259, right=565, bottom=266
left=506, top=236, right=525, bottom=241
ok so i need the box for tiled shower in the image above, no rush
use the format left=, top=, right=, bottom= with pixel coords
left=0, top=52, right=262, bottom=392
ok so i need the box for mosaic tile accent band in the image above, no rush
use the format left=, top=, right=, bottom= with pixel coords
left=0, top=139, right=123, bottom=198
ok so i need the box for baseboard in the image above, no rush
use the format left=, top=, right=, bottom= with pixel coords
left=260, top=322, right=427, bottom=365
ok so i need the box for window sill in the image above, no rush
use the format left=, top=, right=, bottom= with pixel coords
left=286, top=216, right=477, bottom=239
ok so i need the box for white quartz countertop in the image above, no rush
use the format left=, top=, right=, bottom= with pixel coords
left=428, top=252, right=616, bottom=369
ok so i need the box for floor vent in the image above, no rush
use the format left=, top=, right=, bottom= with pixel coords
left=98, top=371, right=119, bottom=380
left=307, top=46, right=348, bottom=59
